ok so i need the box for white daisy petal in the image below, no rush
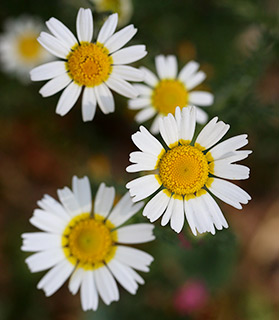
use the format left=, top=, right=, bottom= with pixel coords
left=207, top=178, right=251, bottom=209
left=185, top=71, right=206, bottom=90
left=30, top=61, right=66, bottom=81
left=155, top=55, right=169, bottom=79
left=135, top=107, right=156, bottom=123
left=56, top=82, right=82, bottom=116
left=178, top=60, right=199, bottom=82
left=30, top=209, right=66, bottom=234
left=195, top=117, right=230, bottom=150
left=69, top=268, right=84, bottom=295
left=189, top=91, right=214, bottom=106
left=179, top=106, right=196, bottom=143
left=218, top=150, right=252, bottom=163
left=81, top=270, right=98, bottom=311
left=46, top=17, right=77, bottom=49
left=161, top=195, right=175, bottom=226
left=131, top=125, right=165, bottom=157
left=25, top=248, right=65, bottom=273
left=97, top=13, right=118, bottom=44
left=107, top=259, right=138, bottom=294
left=140, top=66, right=159, bottom=87
left=57, top=186, right=81, bottom=216
left=38, top=32, right=69, bottom=59
left=76, top=8, right=93, bottom=43
left=150, top=115, right=161, bottom=134
left=126, top=174, right=161, bottom=202
left=199, top=192, right=228, bottom=230
left=37, top=194, right=69, bottom=220
left=127, top=151, right=158, bottom=172
left=106, top=74, right=139, bottom=99
left=116, top=223, right=155, bottom=244
left=133, top=83, right=153, bottom=96
left=159, top=113, right=179, bottom=148
left=115, top=246, right=154, bottom=272
left=108, top=193, right=144, bottom=227
left=111, top=45, right=147, bottom=64
left=94, top=183, right=115, bottom=219
left=196, top=106, right=209, bottom=124
left=72, top=176, right=92, bottom=214
left=37, top=260, right=74, bottom=297
left=208, top=134, right=249, bottom=160
left=186, top=196, right=210, bottom=234
left=142, top=190, right=170, bottom=222
left=124, top=265, right=145, bottom=285
left=112, top=65, right=144, bottom=82
left=94, top=266, right=119, bottom=305
left=39, top=73, right=71, bottom=97
left=166, top=55, right=178, bottom=78
left=128, top=98, right=151, bottom=110
left=212, top=160, right=250, bottom=180
left=194, top=194, right=216, bottom=234
left=94, top=83, right=115, bottom=114
left=170, top=196, right=184, bottom=233
left=105, top=25, right=137, bottom=53
left=82, top=87, right=97, bottom=121
left=184, top=199, right=198, bottom=236
left=21, top=232, right=61, bottom=252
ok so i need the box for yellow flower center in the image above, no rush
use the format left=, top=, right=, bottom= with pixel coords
left=62, top=213, right=117, bottom=270
left=66, top=42, right=113, bottom=87
left=17, top=35, right=41, bottom=60
left=152, top=79, right=188, bottom=115
left=159, top=145, right=209, bottom=196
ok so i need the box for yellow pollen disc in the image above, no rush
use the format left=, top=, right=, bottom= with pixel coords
left=18, top=35, right=41, bottom=60
left=159, top=145, right=209, bottom=196
left=62, top=213, right=117, bottom=269
left=66, top=42, right=113, bottom=87
left=152, top=79, right=188, bottom=115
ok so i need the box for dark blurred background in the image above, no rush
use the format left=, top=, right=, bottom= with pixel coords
left=0, top=0, right=279, bottom=319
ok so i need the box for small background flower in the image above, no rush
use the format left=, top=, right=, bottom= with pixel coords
left=0, top=0, right=279, bottom=319
left=0, top=15, right=52, bottom=83
left=91, top=0, right=133, bottom=27
left=128, top=54, right=214, bottom=134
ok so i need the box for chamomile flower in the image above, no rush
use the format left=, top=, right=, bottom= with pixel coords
left=128, top=55, right=214, bottom=134
left=126, top=106, right=251, bottom=235
left=22, top=176, right=154, bottom=311
left=0, top=15, right=51, bottom=83
left=30, top=8, right=147, bottom=121
left=91, top=0, right=133, bottom=27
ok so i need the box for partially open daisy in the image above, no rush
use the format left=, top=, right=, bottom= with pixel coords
left=0, top=15, right=51, bottom=83
left=30, top=8, right=147, bottom=121
left=126, top=106, right=251, bottom=235
left=128, top=55, right=214, bottom=134
left=21, top=176, right=154, bottom=311
left=91, top=0, right=133, bottom=27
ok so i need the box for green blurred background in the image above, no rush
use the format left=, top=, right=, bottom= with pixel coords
left=0, top=0, right=279, bottom=319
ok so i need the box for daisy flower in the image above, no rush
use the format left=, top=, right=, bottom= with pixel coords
left=0, top=15, right=51, bottom=83
left=91, top=0, right=133, bottom=27
left=30, top=8, right=147, bottom=121
left=21, top=176, right=154, bottom=311
left=126, top=106, right=251, bottom=235
left=128, top=55, right=214, bottom=134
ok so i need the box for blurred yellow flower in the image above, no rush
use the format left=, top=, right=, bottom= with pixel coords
left=91, top=0, right=133, bottom=27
